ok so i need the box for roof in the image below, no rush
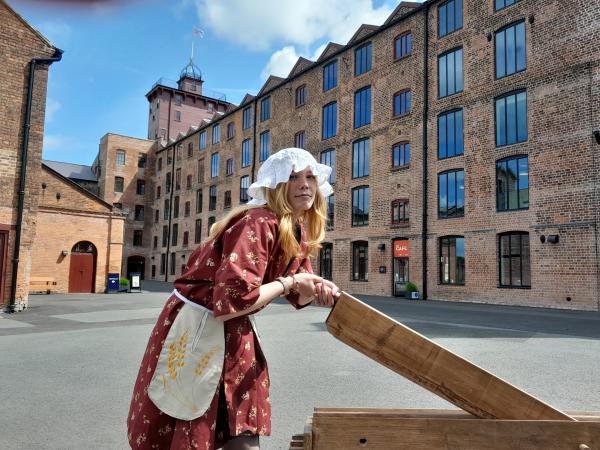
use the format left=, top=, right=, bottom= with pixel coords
left=42, top=160, right=97, bottom=182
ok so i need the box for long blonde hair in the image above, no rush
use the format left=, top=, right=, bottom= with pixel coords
left=206, top=183, right=327, bottom=261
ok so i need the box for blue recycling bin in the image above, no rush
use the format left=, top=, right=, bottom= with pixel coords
left=107, top=273, right=119, bottom=293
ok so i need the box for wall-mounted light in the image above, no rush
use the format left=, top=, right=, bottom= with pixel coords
left=486, top=32, right=492, bottom=42
left=181, top=254, right=186, bottom=259
left=61, top=250, right=68, bottom=256
left=547, top=234, right=560, bottom=244
left=41, top=182, right=47, bottom=190
left=56, top=192, right=61, bottom=200
left=528, top=15, right=535, bottom=24
left=593, top=128, right=600, bottom=145
left=377, top=243, right=386, bottom=251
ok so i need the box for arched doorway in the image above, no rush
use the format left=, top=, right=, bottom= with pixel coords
left=69, top=241, right=97, bottom=293
left=127, top=255, right=145, bottom=280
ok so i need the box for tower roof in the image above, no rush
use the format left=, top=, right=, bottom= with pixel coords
left=179, top=58, right=203, bottom=82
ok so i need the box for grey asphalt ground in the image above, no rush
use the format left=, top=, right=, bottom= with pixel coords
left=1, top=281, right=599, bottom=450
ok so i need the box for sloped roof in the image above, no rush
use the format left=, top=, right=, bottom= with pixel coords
left=317, top=42, right=344, bottom=62
left=384, top=1, right=422, bottom=25
left=240, top=94, right=255, bottom=105
left=2, top=1, right=56, bottom=49
left=42, top=160, right=97, bottom=182
left=288, top=57, right=314, bottom=78
left=347, top=24, right=380, bottom=46
left=258, top=75, right=286, bottom=96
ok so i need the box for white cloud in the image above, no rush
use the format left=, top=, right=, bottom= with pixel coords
left=194, top=0, right=394, bottom=51
left=260, top=44, right=328, bottom=80
left=45, top=99, right=61, bottom=123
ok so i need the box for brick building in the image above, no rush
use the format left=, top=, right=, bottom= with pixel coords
left=0, top=0, right=61, bottom=311
left=141, top=0, right=599, bottom=310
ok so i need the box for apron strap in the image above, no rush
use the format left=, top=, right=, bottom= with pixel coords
left=172, top=289, right=213, bottom=315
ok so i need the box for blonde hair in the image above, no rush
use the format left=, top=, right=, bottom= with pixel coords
left=206, top=183, right=327, bottom=261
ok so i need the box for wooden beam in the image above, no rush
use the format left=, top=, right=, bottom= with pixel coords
left=326, top=292, right=573, bottom=420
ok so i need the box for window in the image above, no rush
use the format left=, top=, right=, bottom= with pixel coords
left=176, top=145, right=182, bottom=162
left=352, top=138, right=370, bottom=178
left=354, top=86, right=371, bottom=128
left=116, top=150, right=125, bottom=166
left=326, top=194, right=334, bottom=231
left=197, top=159, right=204, bottom=183
left=241, top=139, right=251, bottom=167
left=163, top=199, right=170, bottom=220
left=496, top=156, right=529, bottom=211
left=393, top=90, right=411, bottom=116
left=175, top=94, right=182, bottom=106
left=162, top=225, right=168, bottom=247
left=157, top=157, right=162, bottom=171
left=294, top=131, right=306, bottom=149
left=187, top=142, right=193, bottom=158
left=196, top=189, right=203, bottom=213
left=495, top=0, right=519, bottom=11
left=160, top=254, right=166, bottom=275
left=495, top=90, right=527, bottom=146
left=224, top=190, right=232, bottom=209
left=183, top=231, right=189, bottom=247
left=175, top=168, right=181, bottom=190
left=438, top=170, right=464, bottom=218
left=151, top=265, right=156, bottom=278
left=226, top=158, right=234, bottom=176
left=184, top=201, right=190, bottom=217
left=207, top=216, right=215, bottom=235
left=154, top=209, right=159, bottom=223
left=440, top=236, right=465, bottom=284
left=438, top=48, right=463, bottom=98
left=114, top=176, right=124, bottom=193
left=243, top=106, right=252, bottom=129
left=320, top=243, right=333, bottom=280
left=138, top=153, right=147, bottom=168
left=186, top=174, right=192, bottom=190
left=172, top=223, right=178, bottom=246
left=295, top=85, right=307, bottom=107
left=323, top=60, right=338, bottom=91
left=438, top=109, right=464, bottom=159
left=209, top=185, right=217, bottom=211
left=199, top=131, right=207, bottom=150
left=136, top=179, right=145, bottom=195
left=260, top=97, right=271, bottom=121
left=165, top=172, right=172, bottom=194
left=322, top=102, right=337, bottom=140
left=496, top=21, right=526, bottom=79
left=355, top=42, right=372, bottom=76
left=170, top=252, right=176, bottom=275
left=211, top=153, right=219, bottom=178
left=227, top=122, right=235, bottom=139
left=392, top=142, right=410, bottom=168
left=175, top=110, right=181, bottom=122
left=113, top=203, right=122, bottom=210
left=173, top=196, right=180, bottom=218
left=240, top=176, right=249, bottom=203
left=212, top=125, right=220, bottom=144
left=133, top=230, right=143, bottom=247
left=352, top=241, right=368, bottom=281
left=134, top=205, right=144, bottom=221
left=352, top=186, right=369, bottom=226
left=499, top=232, right=530, bottom=287
left=160, top=128, right=166, bottom=138
left=167, top=150, right=172, bottom=165
left=438, top=0, right=463, bottom=37
left=207, top=102, right=214, bottom=112
left=153, top=235, right=158, bottom=249
left=194, top=219, right=202, bottom=243
left=394, top=32, right=412, bottom=59
left=260, top=131, right=270, bottom=161
left=320, top=148, right=335, bottom=184
left=391, top=199, right=409, bottom=225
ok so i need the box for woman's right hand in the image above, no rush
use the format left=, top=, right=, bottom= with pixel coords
left=288, top=273, right=323, bottom=305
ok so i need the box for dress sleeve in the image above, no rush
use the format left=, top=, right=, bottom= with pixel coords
left=212, top=214, right=278, bottom=318
left=285, top=256, right=313, bottom=310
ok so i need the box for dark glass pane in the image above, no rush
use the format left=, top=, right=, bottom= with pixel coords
left=456, top=170, right=464, bottom=214
left=497, top=161, right=507, bottom=210
left=496, top=98, right=506, bottom=146
left=405, top=144, right=410, bottom=164
left=517, top=91, right=528, bottom=142
left=507, top=158, right=519, bottom=209
left=406, top=91, right=411, bottom=112
left=447, top=1, right=455, bottom=34
left=501, top=256, right=511, bottom=285
left=506, top=26, right=516, bottom=76
left=521, top=235, right=531, bottom=285
left=516, top=22, right=526, bottom=72
left=456, top=110, right=464, bottom=154
left=439, top=174, right=447, bottom=216
left=448, top=171, right=456, bottom=216
left=456, top=49, right=463, bottom=92
left=518, top=157, right=529, bottom=208
left=447, top=52, right=455, bottom=94
left=439, top=4, right=447, bottom=37
left=456, top=0, right=463, bottom=29
left=438, top=115, right=447, bottom=158
left=407, top=33, right=412, bottom=54
left=447, top=112, right=455, bottom=156
left=506, top=94, right=517, bottom=144
left=456, top=237, right=465, bottom=283
left=496, top=30, right=506, bottom=78
left=510, top=255, right=522, bottom=286
left=439, top=55, right=447, bottom=97
left=449, top=238, right=456, bottom=282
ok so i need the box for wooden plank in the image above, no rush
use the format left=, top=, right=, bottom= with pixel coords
left=326, top=292, right=573, bottom=420
left=310, top=415, right=599, bottom=450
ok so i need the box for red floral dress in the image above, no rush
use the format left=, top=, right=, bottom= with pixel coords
left=127, top=207, right=311, bottom=450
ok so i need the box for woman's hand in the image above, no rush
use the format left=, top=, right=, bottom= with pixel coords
left=313, top=279, right=339, bottom=308
left=289, top=273, right=323, bottom=306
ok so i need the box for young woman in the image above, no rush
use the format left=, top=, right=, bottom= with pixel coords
left=128, top=148, right=339, bottom=450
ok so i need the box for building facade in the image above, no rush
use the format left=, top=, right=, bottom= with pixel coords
left=138, top=0, right=599, bottom=311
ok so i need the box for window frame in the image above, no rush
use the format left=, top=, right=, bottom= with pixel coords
left=320, top=148, right=336, bottom=184
left=393, top=89, right=411, bottom=117
left=323, top=60, right=338, bottom=91
left=391, top=141, right=410, bottom=169
left=352, top=138, right=370, bottom=179
left=241, top=139, right=251, bottom=167
left=498, top=231, right=531, bottom=288
left=212, top=124, right=220, bottom=144
left=354, top=42, right=372, bottom=77
left=114, top=176, right=124, bottom=193
left=354, top=85, right=372, bottom=129
left=322, top=101, right=337, bottom=140
left=394, top=31, right=412, bottom=60
left=352, top=240, right=369, bottom=281
left=115, top=150, right=126, bottom=166
left=495, top=20, right=526, bottom=80
left=260, top=96, right=271, bottom=122
left=294, top=130, right=306, bottom=149
left=495, top=89, right=528, bottom=147
left=240, top=175, right=250, bottom=203
left=351, top=185, right=370, bottom=227
left=295, top=84, right=307, bottom=107
left=438, top=108, right=464, bottom=159
left=211, top=152, right=219, bottom=178
left=259, top=130, right=270, bottom=161
left=495, top=0, right=519, bottom=12
left=439, top=235, right=465, bottom=285
left=438, top=0, right=463, bottom=38
left=496, top=155, right=529, bottom=211
left=243, top=106, right=252, bottom=129
left=438, top=169, right=465, bottom=218
left=438, top=47, right=464, bottom=98
left=391, top=199, right=410, bottom=226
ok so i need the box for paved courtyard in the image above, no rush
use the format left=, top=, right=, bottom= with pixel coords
left=1, top=282, right=599, bottom=449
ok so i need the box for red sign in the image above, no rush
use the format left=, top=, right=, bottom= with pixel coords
left=394, top=240, right=409, bottom=258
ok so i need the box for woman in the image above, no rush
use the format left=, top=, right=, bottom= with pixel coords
left=128, top=147, right=339, bottom=450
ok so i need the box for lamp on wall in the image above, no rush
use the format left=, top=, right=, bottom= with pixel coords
left=377, top=243, right=386, bottom=251
left=593, top=128, right=600, bottom=145
left=56, top=192, right=61, bottom=200
left=61, top=250, right=68, bottom=256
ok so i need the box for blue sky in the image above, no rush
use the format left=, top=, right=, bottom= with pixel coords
left=11, top=0, right=421, bottom=165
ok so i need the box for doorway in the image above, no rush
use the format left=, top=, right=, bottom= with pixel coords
left=127, top=255, right=146, bottom=280
left=0, top=231, right=7, bottom=302
left=393, top=257, right=409, bottom=296
left=68, top=241, right=97, bottom=293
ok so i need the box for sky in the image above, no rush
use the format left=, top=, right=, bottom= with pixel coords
left=10, top=0, right=422, bottom=165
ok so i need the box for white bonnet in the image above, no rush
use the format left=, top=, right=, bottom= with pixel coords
left=247, top=148, right=333, bottom=205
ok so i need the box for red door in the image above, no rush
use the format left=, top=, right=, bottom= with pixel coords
left=68, top=253, right=95, bottom=293
left=0, top=232, right=6, bottom=302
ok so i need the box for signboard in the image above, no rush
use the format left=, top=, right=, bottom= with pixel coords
left=130, top=272, right=141, bottom=293
left=394, top=240, right=409, bottom=258
left=107, top=273, right=119, bottom=293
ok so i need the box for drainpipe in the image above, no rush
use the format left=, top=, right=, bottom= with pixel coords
left=8, top=48, right=63, bottom=313
left=250, top=97, right=258, bottom=183
left=165, top=144, right=176, bottom=281
left=421, top=5, right=430, bottom=300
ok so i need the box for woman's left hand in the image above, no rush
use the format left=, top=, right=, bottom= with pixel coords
left=313, top=279, right=339, bottom=307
